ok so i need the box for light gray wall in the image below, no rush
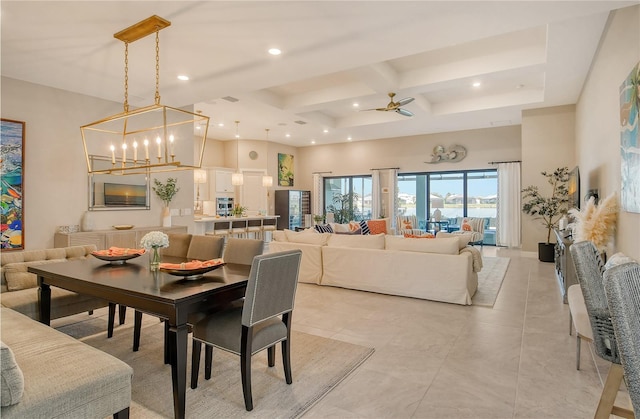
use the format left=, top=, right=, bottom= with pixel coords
left=575, top=5, right=640, bottom=261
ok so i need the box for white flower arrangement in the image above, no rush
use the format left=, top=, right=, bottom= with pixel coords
left=140, top=231, right=170, bottom=249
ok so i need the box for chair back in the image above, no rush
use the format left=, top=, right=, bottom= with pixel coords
left=604, top=261, right=640, bottom=414
left=241, top=250, right=302, bottom=327
left=162, top=233, right=192, bottom=258
left=570, top=240, right=619, bottom=363
left=223, top=238, right=264, bottom=265
left=186, top=235, right=224, bottom=261
left=396, top=215, right=418, bottom=232
left=213, top=221, right=231, bottom=231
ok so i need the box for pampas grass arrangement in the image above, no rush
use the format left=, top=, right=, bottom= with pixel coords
left=568, top=192, right=619, bottom=252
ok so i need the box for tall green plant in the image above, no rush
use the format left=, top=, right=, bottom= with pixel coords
left=521, top=167, right=571, bottom=244
left=327, top=192, right=359, bottom=224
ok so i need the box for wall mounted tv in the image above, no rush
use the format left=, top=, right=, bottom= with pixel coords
left=104, top=183, right=147, bottom=207
left=568, top=166, right=580, bottom=210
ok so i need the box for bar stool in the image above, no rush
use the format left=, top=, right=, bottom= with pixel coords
left=230, top=219, right=248, bottom=238
left=261, top=217, right=277, bottom=241
left=246, top=219, right=262, bottom=239
left=206, top=220, right=231, bottom=238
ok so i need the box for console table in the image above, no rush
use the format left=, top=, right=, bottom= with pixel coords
left=554, top=229, right=577, bottom=303
left=54, top=226, right=187, bottom=249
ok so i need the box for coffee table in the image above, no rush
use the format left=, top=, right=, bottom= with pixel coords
left=29, top=255, right=251, bottom=419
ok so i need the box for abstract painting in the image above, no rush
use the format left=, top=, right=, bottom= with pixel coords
left=0, top=119, right=25, bottom=250
left=278, top=153, right=294, bottom=186
left=620, top=62, right=640, bottom=213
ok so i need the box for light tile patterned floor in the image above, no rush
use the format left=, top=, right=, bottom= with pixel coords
left=295, top=247, right=631, bottom=419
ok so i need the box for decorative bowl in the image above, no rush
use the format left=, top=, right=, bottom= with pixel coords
left=160, top=263, right=225, bottom=280
left=113, top=225, right=134, bottom=230
left=91, top=250, right=145, bottom=264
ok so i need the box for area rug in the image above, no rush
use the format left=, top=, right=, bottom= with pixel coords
left=472, top=256, right=510, bottom=308
left=74, top=319, right=373, bottom=418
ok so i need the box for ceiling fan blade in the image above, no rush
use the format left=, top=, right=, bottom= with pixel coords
left=396, top=108, right=414, bottom=117
left=396, top=97, right=415, bottom=106
left=360, top=107, right=389, bottom=112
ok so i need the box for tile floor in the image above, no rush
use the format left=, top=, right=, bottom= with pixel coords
left=294, top=247, right=631, bottom=418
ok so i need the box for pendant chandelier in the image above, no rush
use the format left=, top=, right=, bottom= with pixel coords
left=231, top=121, right=243, bottom=186
left=80, top=15, right=210, bottom=175
left=262, top=129, right=273, bottom=187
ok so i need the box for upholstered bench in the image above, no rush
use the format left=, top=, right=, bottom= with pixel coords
left=567, top=284, right=594, bottom=370
left=1, top=307, right=132, bottom=418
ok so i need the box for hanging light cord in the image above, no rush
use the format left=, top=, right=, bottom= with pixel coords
left=123, top=42, right=129, bottom=113
left=155, top=29, right=161, bottom=105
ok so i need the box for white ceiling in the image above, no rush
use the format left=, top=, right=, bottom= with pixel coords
left=2, top=1, right=637, bottom=147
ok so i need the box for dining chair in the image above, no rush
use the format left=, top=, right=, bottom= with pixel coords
left=222, top=238, right=264, bottom=265
left=230, top=219, right=248, bottom=238
left=570, top=241, right=634, bottom=419
left=603, top=261, right=640, bottom=416
left=206, top=221, right=231, bottom=238
left=190, top=249, right=302, bottom=411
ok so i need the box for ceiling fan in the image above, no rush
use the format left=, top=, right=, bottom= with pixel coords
left=362, top=92, right=415, bottom=117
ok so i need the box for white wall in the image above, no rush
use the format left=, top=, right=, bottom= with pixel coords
left=521, top=105, right=576, bottom=252
left=576, top=5, right=640, bottom=260
left=1, top=77, right=195, bottom=249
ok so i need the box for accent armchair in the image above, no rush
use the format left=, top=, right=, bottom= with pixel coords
left=453, top=217, right=485, bottom=247
left=396, top=215, right=425, bottom=236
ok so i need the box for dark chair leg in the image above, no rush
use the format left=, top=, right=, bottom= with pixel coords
left=164, top=320, right=171, bottom=365
left=118, top=305, right=127, bottom=325
left=240, top=325, right=254, bottom=411
left=88, top=310, right=94, bottom=315
left=113, top=407, right=130, bottom=419
left=205, top=345, right=213, bottom=380
left=191, top=340, right=201, bottom=389
left=268, top=345, right=276, bottom=367
left=282, top=313, right=293, bottom=384
left=107, top=303, right=116, bottom=338
left=133, top=310, right=143, bottom=351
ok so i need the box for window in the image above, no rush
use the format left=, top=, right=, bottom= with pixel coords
left=323, top=176, right=372, bottom=223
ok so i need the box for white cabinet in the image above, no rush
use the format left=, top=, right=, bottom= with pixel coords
left=215, top=170, right=234, bottom=193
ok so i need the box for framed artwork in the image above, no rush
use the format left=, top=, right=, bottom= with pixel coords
left=620, top=61, right=640, bottom=213
left=0, top=119, right=25, bottom=250
left=278, top=153, right=294, bottom=186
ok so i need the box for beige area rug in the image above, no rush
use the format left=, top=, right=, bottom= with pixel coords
left=472, top=256, right=510, bottom=307
left=62, top=314, right=373, bottom=418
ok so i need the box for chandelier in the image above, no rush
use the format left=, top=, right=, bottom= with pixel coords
left=80, top=15, right=210, bottom=175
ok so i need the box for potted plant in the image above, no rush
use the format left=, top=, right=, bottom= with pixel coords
left=522, top=167, right=571, bottom=262
left=231, top=203, right=247, bottom=217
left=152, top=178, right=180, bottom=227
left=313, top=214, right=325, bottom=225
left=327, top=192, right=359, bottom=224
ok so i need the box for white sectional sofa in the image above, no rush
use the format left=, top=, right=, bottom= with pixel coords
left=269, top=230, right=480, bottom=305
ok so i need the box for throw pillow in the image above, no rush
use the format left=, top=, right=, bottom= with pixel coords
left=330, top=223, right=351, bottom=233
left=336, top=228, right=362, bottom=235
left=404, top=233, right=435, bottom=238
left=400, top=220, right=413, bottom=230
left=359, top=220, right=370, bottom=235
left=1, top=341, right=24, bottom=407
left=462, top=220, right=472, bottom=231
left=348, top=221, right=361, bottom=232
left=314, top=224, right=333, bottom=233
left=367, top=219, right=387, bottom=235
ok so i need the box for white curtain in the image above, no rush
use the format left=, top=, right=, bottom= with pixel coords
left=312, top=173, right=324, bottom=217
left=387, top=168, right=398, bottom=231
left=497, top=162, right=521, bottom=247
left=371, top=170, right=380, bottom=219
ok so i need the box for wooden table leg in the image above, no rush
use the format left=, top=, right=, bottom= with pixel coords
left=169, top=321, right=189, bottom=419
left=37, top=279, right=51, bottom=325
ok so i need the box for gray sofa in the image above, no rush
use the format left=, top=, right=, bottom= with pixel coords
left=1, top=307, right=132, bottom=417
left=0, top=245, right=109, bottom=320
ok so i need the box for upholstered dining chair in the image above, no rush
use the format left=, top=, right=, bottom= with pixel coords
left=603, top=261, right=640, bottom=416
left=570, top=241, right=634, bottom=419
left=190, top=249, right=302, bottom=411
left=222, top=238, right=264, bottom=265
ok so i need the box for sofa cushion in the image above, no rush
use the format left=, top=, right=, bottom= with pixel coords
left=3, top=260, right=67, bottom=291
left=404, top=233, right=435, bottom=238
left=367, top=219, right=387, bottom=235
left=385, top=235, right=459, bottom=255
left=0, top=341, right=24, bottom=407
left=284, top=229, right=331, bottom=245
left=436, top=231, right=472, bottom=250
left=330, top=223, right=351, bottom=233
left=272, top=231, right=286, bottom=241
left=327, top=233, right=385, bottom=249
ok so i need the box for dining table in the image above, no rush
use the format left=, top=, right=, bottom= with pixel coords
left=29, top=253, right=251, bottom=419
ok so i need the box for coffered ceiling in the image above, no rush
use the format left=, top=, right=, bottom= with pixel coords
left=1, top=1, right=637, bottom=146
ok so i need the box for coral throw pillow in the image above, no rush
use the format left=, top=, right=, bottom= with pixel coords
left=367, top=219, right=387, bottom=235
left=404, top=233, right=435, bottom=238
left=462, top=221, right=472, bottom=231
left=401, top=220, right=413, bottom=230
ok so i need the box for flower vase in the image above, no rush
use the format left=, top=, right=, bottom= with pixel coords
left=149, top=246, right=161, bottom=271
left=162, top=207, right=171, bottom=227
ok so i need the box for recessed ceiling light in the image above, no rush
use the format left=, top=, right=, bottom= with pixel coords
left=352, top=103, right=359, bottom=108
left=218, top=123, right=224, bottom=127
left=347, top=136, right=352, bottom=141
left=196, top=126, right=201, bottom=130
left=323, top=129, right=329, bottom=133
left=177, top=75, right=189, bottom=81
left=310, top=140, right=316, bottom=144
left=516, top=84, right=524, bottom=89
left=472, top=82, right=481, bottom=88
left=285, top=133, right=291, bottom=138
left=268, top=48, right=281, bottom=56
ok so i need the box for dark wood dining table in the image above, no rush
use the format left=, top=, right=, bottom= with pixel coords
left=29, top=254, right=251, bottom=419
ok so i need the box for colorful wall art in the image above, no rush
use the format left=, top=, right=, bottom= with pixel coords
left=0, top=119, right=25, bottom=250
left=278, top=153, right=294, bottom=186
left=620, top=61, right=640, bottom=213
